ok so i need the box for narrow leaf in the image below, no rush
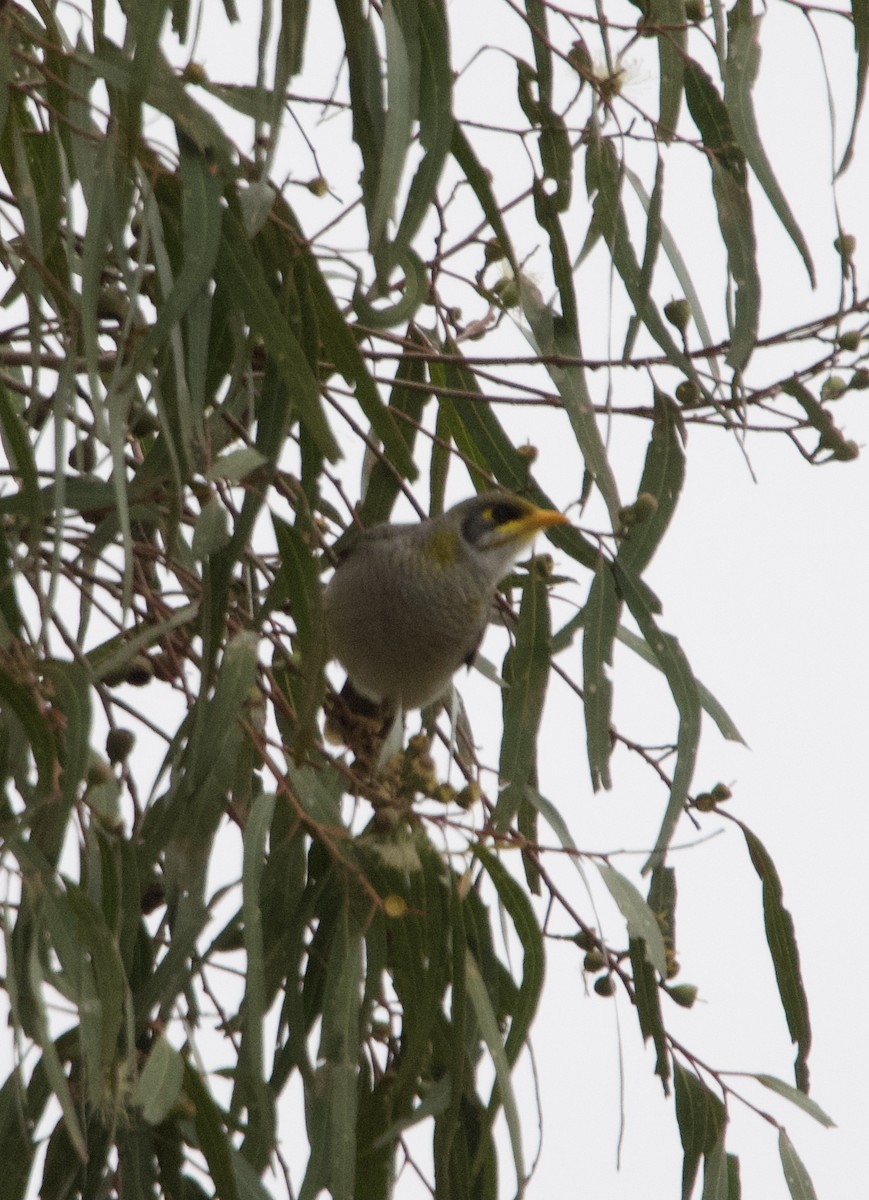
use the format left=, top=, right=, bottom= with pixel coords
left=724, top=1, right=815, bottom=284
left=684, top=58, right=760, bottom=371
left=702, top=1131, right=730, bottom=1200
left=778, top=1129, right=818, bottom=1200
left=614, top=563, right=702, bottom=873
left=674, top=1061, right=726, bottom=1200
left=474, top=847, right=545, bottom=1066
left=369, top=1, right=415, bottom=254
left=653, top=0, right=686, bottom=141
left=617, top=389, right=686, bottom=578
left=216, top=207, right=339, bottom=461
left=628, top=937, right=670, bottom=1091
left=133, top=1035, right=185, bottom=1126
left=754, top=1076, right=834, bottom=1128
left=582, top=559, right=619, bottom=791
left=465, top=952, right=526, bottom=1189
left=451, top=124, right=519, bottom=274
left=740, top=825, right=812, bottom=1091
left=520, top=282, right=622, bottom=529
left=392, top=0, right=453, bottom=266
left=184, top=1062, right=240, bottom=1200
left=495, top=564, right=553, bottom=830
left=598, top=863, right=668, bottom=977
left=837, top=0, right=869, bottom=175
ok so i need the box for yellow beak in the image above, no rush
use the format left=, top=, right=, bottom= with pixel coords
left=501, top=505, right=570, bottom=542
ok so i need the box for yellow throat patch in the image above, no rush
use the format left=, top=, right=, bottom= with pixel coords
left=426, top=527, right=462, bottom=568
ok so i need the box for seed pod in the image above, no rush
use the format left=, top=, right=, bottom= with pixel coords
left=584, top=948, right=607, bottom=972
left=106, top=728, right=135, bottom=763
left=668, top=983, right=698, bottom=1008
left=834, top=233, right=856, bottom=260
left=593, top=974, right=615, bottom=997
left=837, top=330, right=861, bottom=352
left=675, top=380, right=702, bottom=406
left=125, top=656, right=155, bottom=687
left=664, top=298, right=691, bottom=334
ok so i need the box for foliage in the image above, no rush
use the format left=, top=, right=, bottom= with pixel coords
left=0, top=1, right=863, bottom=1198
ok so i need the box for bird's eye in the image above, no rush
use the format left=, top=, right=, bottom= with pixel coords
left=488, top=501, right=523, bottom=527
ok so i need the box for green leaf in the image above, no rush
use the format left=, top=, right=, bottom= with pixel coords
left=598, top=863, right=668, bottom=977
left=617, top=389, right=686, bottom=578
left=87, top=602, right=199, bottom=683
left=271, top=516, right=328, bottom=746
left=464, top=951, right=526, bottom=1190
left=702, top=1131, right=730, bottom=1200
left=613, top=563, right=702, bottom=873
left=216, top=206, right=339, bottom=461
left=520, top=282, right=622, bottom=530
left=129, top=132, right=224, bottom=404
left=753, top=1076, right=835, bottom=1128
left=289, top=214, right=415, bottom=479
left=358, top=324, right=430, bottom=525
left=724, top=1, right=815, bottom=284
left=26, top=952, right=87, bottom=1163
left=238, top=791, right=277, bottom=1168
left=391, top=0, right=453, bottom=271
left=206, top=447, right=269, bottom=482
left=58, top=883, right=130, bottom=1106
left=778, top=1129, right=818, bottom=1200
left=740, top=825, right=812, bottom=1091
left=76, top=42, right=234, bottom=164
left=0, top=1060, right=49, bottom=1200
left=623, top=164, right=722, bottom=388
left=317, top=922, right=363, bottom=1200
left=0, top=663, right=58, bottom=800
left=335, top=0, right=385, bottom=238
left=837, top=0, right=869, bottom=175
left=584, top=129, right=703, bottom=386
left=451, top=124, right=519, bottom=274
left=133, top=1034, right=185, bottom=1125
left=474, top=848, right=545, bottom=1067
left=0, top=382, right=44, bottom=555
left=191, top=497, right=231, bottom=560
left=674, top=1061, right=726, bottom=1200
left=183, top=1062, right=240, bottom=1200
left=582, top=559, right=619, bottom=791
left=494, top=564, right=553, bottom=830
left=628, top=937, right=670, bottom=1091
left=653, top=0, right=686, bottom=141
left=623, top=158, right=665, bottom=359
left=369, top=0, right=414, bottom=255
left=684, top=58, right=760, bottom=372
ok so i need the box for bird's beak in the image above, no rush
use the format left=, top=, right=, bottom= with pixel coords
left=505, top=505, right=571, bottom=541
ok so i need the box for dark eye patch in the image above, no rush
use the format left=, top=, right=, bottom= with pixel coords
left=462, top=497, right=526, bottom=545
left=488, top=501, right=523, bottom=526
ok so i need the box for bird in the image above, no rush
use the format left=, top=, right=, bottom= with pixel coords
left=322, top=490, right=569, bottom=751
